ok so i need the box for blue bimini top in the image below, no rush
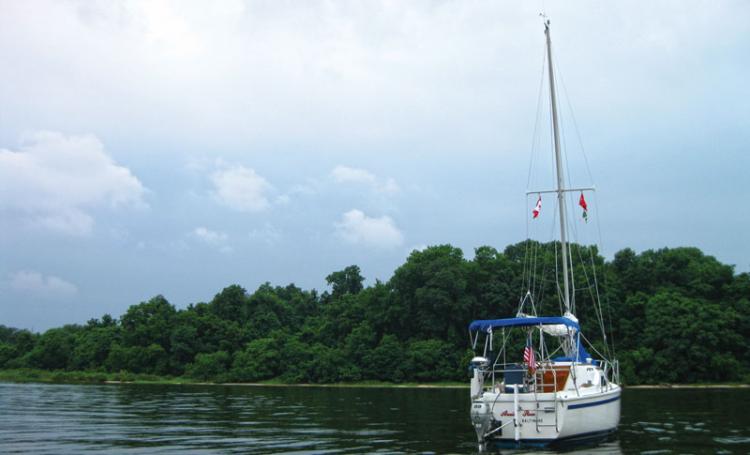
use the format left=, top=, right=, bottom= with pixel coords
left=468, top=316, right=580, bottom=333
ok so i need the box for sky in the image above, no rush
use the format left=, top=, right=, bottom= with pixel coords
left=1, top=1, right=748, bottom=331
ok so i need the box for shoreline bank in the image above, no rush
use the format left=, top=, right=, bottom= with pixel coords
left=1, top=369, right=747, bottom=389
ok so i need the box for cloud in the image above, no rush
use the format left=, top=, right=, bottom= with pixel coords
left=191, top=227, right=231, bottom=253
left=331, top=165, right=400, bottom=195
left=335, top=209, right=404, bottom=249
left=211, top=165, right=272, bottom=212
left=9, top=270, right=78, bottom=297
left=0, top=131, right=147, bottom=236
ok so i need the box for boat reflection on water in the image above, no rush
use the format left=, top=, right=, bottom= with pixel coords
left=490, top=437, right=623, bottom=454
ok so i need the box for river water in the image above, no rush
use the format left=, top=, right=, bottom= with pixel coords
left=0, top=382, right=747, bottom=454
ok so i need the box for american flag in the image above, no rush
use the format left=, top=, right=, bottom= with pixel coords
left=523, top=338, right=536, bottom=373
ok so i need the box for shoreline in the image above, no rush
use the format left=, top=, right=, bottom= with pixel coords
left=103, top=381, right=750, bottom=389
left=102, top=380, right=469, bottom=389
left=626, top=384, right=749, bottom=389
left=1, top=369, right=747, bottom=389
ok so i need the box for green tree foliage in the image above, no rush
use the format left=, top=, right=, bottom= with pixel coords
left=0, top=326, right=37, bottom=368
left=186, top=351, right=231, bottom=381
left=231, top=337, right=280, bottom=381
left=26, top=326, right=80, bottom=370
left=70, top=325, right=116, bottom=370
left=326, top=265, right=365, bottom=298
left=1, top=243, right=747, bottom=384
left=120, top=295, right=176, bottom=350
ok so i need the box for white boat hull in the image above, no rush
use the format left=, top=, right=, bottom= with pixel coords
left=472, top=386, right=621, bottom=447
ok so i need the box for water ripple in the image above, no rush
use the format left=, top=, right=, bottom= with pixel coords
left=1, top=383, right=748, bottom=453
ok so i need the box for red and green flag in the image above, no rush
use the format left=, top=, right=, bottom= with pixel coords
left=579, top=193, right=588, bottom=222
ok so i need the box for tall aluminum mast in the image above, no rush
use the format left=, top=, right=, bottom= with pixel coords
left=544, top=21, right=572, bottom=314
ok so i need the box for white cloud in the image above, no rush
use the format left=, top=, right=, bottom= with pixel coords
left=335, top=209, right=404, bottom=249
left=9, top=271, right=78, bottom=297
left=211, top=165, right=272, bottom=212
left=0, top=131, right=147, bottom=236
left=191, top=226, right=232, bottom=253
left=331, top=165, right=400, bottom=195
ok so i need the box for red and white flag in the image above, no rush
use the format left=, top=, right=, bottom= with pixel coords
left=532, top=195, right=542, bottom=219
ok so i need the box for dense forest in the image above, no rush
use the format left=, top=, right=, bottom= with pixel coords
left=1, top=241, right=748, bottom=385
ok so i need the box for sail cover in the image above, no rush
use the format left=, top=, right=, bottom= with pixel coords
left=468, top=316, right=579, bottom=333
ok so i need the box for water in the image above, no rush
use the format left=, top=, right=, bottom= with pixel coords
left=0, top=383, right=747, bottom=454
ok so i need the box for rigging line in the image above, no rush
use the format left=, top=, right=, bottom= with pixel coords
left=553, top=67, right=580, bottom=315
left=524, top=198, right=531, bottom=294
left=546, top=344, right=563, bottom=359
left=557, top=60, right=597, bottom=186
left=528, top=203, right=540, bottom=297
left=550, top=202, right=564, bottom=316
left=535, top=246, right=546, bottom=314
left=553, top=52, right=593, bottom=319
left=526, top=239, right=531, bottom=301
left=531, top=238, right=538, bottom=305
left=543, top=59, right=562, bottom=316
left=563, top=131, right=580, bottom=315
left=537, top=241, right=547, bottom=311
left=527, top=47, right=549, bottom=191
left=552, top=43, right=596, bottom=190
left=553, top=52, right=615, bottom=356
left=593, top=190, right=617, bottom=358
left=588, top=245, right=611, bottom=359
left=533, top=276, right=569, bottom=285
left=527, top=223, right=539, bottom=301
left=579, top=332, right=611, bottom=363
left=574, top=243, right=609, bottom=357
left=524, top=46, right=549, bottom=298
left=548, top=50, right=578, bottom=316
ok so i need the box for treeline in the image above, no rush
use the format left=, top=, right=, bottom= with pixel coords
left=1, top=242, right=748, bottom=384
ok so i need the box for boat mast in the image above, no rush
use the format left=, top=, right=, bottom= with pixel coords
left=544, top=21, right=572, bottom=314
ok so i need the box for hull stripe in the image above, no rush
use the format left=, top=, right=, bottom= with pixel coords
left=493, top=427, right=618, bottom=448
left=567, top=394, right=620, bottom=409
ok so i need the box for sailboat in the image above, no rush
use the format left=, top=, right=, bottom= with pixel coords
left=468, top=20, right=621, bottom=450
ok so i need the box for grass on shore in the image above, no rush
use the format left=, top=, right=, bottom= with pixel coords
left=0, top=369, right=467, bottom=388
left=1, top=369, right=746, bottom=389
left=0, top=368, right=187, bottom=385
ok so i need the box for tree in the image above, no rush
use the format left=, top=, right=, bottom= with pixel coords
left=70, top=326, right=116, bottom=370
left=404, top=339, right=460, bottom=382
left=186, top=351, right=231, bottom=381
left=363, top=335, right=406, bottom=382
left=326, top=265, right=364, bottom=298
left=120, top=295, right=176, bottom=350
left=633, top=290, right=742, bottom=383
left=26, top=326, right=79, bottom=370
left=2, top=242, right=748, bottom=386
left=388, top=245, right=474, bottom=344
left=210, top=285, right=248, bottom=322
left=231, top=337, right=281, bottom=382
